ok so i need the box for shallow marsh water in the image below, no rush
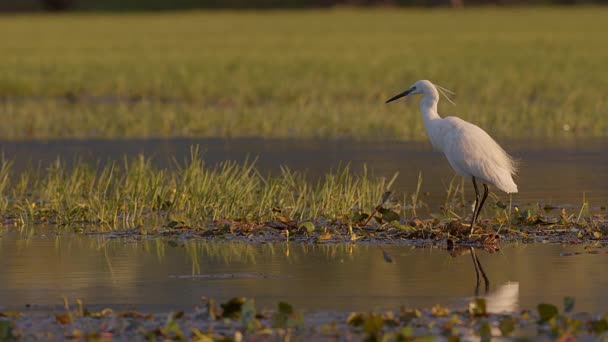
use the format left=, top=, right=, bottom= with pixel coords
left=0, top=137, right=607, bottom=212
left=0, top=137, right=606, bottom=317
left=0, top=229, right=607, bottom=314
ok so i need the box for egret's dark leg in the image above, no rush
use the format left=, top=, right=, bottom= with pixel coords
left=476, top=183, right=489, bottom=224
left=470, top=177, right=481, bottom=234
left=470, top=247, right=481, bottom=296
left=474, top=249, right=490, bottom=294
left=471, top=247, right=490, bottom=296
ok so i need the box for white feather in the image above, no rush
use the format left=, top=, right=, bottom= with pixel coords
left=387, top=79, right=518, bottom=196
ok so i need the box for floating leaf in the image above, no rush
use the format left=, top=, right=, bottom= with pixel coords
left=298, top=221, right=315, bottom=233
left=221, top=297, right=246, bottom=319
left=363, top=313, right=385, bottom=336
left=164, top=313, right=184, bottom=339
left=399, top=325, right=413, bottom=338
left=272, top=307, right=289, bottom=328
left=318, top=231, right=332, bottom=241
left=278, top=302, right=294, bottom=315
left=477, top=321, right=491, bottom=340
left=468, top=298, right=487, bottom=317
left=272, top=313, right=288, bottom=329
left=590, top=318, right=608, bottom=334
left=347, top=313, right=365, bottom=327
left=319, top=321, right=338, bottom=334
left=499, top=317, right=515, bottom=336
left=240, top=299, right=260, bottom=332
left=55, top=313, right=72, bottom=324
left=86, top=308, right=114, bottom=318
left=190, top=329, right=217, bottom=342
left=537, top=303, right=559, bottom=323
left=272, top=302, right=303, bottom=329
left=431, top=304, right=450, bottom=317
left=400, top=309, right=422, bottom=324
left=0, top=321, right=17, bottom=341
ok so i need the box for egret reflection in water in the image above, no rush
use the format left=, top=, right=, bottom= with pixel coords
left=445, top=242, right=519, bottom=313
left=0, top=232, right=603, bottom=313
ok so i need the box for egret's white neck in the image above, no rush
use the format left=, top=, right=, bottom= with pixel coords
left=419, top=90, right=441, bottom=125
left=418, top=88, right=443, bottom=150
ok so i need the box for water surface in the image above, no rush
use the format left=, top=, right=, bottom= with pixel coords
left=0, top=230, right=606, bottom=314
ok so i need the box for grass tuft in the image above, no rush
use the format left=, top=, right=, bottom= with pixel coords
left=0, top=147, right=397, bottom=230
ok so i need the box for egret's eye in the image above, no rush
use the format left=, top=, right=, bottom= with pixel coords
left=411, top=87, right=416, bottom=91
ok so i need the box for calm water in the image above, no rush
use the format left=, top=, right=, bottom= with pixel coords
left=0, top=137, right=607, bottom=211
left=0, top=138, right=606, bottom=314
left=0, top=230, right=607, bottom=314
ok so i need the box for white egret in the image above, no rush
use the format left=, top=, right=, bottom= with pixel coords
left=386, top=80, right=518, bottom=234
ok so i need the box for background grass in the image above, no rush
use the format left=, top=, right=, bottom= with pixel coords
left=0, top=8, right=607, bottom=140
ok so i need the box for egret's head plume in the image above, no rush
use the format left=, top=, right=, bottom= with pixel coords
left=434, top=83, right=456, bottom=106
left=386, top=80, right=455, bottom=105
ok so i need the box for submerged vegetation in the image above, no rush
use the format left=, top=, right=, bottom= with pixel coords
left=0, top=8, right=607, bottom=140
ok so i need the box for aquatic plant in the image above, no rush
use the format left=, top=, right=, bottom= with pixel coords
left=3, top=296, right=608, bottom=341
left=0, top=148, right=397, bottom=230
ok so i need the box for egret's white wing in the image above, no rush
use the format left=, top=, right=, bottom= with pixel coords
left=436, top=117, right=518, bottom=193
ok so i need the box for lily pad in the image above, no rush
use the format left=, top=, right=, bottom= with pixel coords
left=538, top=303, right=559, bottom=323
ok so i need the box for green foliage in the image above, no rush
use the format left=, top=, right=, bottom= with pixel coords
left=590, top=316, right=608, bottom=334
left=240, top=299, right=261, bottom=332
left=0, top=9, right=607, bottom=140
left=468, top=298, right=487, bottom=317
left=0, top=321, right=17, bottom=341
left=347, top=312, right=396, bottom=341
left=221, top=297, right=247, bottom=319
left=298, top=221, right=315, bottom=233
left=476, top=320, right=492, bottom=341
left=377, top=207, right=400, bottom=223
left=538, top=303, right=559, bottom=323
left=163, top=312, right=185, bottom=340
left=4, top=296, right=608, bottom=340
left=272, top=301, right=304, bottom=329
left=0, top=149, right=395, bottom=230
left=499, top=317, right=516, bottom=336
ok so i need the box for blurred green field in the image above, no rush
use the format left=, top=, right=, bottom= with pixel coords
left=0, top=8, right=607, bottom=140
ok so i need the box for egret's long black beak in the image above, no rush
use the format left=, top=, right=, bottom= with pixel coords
left=385, top=89, right=412, bottom=104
